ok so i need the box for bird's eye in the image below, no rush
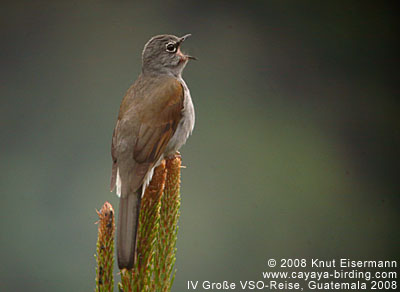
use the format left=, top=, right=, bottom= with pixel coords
left=166, top=42, right=177, bottom=53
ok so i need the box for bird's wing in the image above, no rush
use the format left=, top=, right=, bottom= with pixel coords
left=110, top=83, right=136, bottom=192
left=134, top=86, right=183, bottom=162
left=111, top=76, right=184, bottom=193
left=134, top=77, right=184, bottom=162
left=130, top=77, right=184, bottom=190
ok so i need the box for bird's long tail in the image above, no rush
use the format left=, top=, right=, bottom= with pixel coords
left=117, top=189, right=142, bottom=269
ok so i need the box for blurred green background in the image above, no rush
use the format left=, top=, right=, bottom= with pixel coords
left=1, top=1, right=399, bottom=291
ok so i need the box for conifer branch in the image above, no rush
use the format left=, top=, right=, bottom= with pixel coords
left=155, top=154, right=181, bottom=292
left=95, top=202, right=115, bottom=292
left=96, top=155, right=183, bottom=292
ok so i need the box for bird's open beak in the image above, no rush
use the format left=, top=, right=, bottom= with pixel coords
left=178, top=34, right=197, bottom=61
left=179, top=34, right=192, bottom=43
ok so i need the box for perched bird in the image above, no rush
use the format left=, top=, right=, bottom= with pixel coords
left=110, top=34, right=195, bottom=269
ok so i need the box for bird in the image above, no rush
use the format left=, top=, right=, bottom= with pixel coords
left=110, top=34, right=195, bottom=269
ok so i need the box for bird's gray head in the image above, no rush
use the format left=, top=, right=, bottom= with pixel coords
left=142, top=34, right=195, bottom=77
